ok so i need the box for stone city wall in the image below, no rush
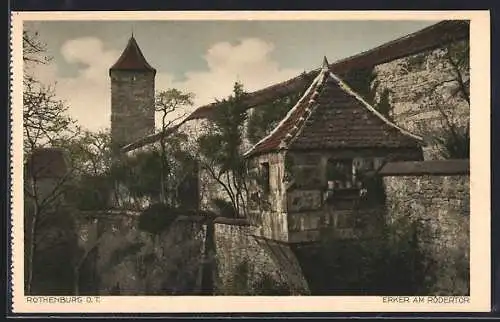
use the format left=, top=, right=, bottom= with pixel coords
left=381, top=160, right=470, bottom=295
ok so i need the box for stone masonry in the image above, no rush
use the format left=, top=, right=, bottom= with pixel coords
left=110, top=36, right=156, bottom=154
left=380, top=160, right=470, bottom=295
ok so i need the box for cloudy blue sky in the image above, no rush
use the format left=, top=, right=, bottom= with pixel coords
left=25, top=20, right=440, bottom=132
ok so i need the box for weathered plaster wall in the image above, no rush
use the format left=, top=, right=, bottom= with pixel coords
left=382, top=170, right=470, bottom=295
left=247, top=152, right=288, bottom=241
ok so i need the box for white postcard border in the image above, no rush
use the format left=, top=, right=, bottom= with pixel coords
left=10, top=10, right=491, bottom=313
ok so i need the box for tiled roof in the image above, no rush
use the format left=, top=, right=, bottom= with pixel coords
left=186, top=20, right=469, bottom=121
left=110, top=36, right=156, bottom=73
left=244, top=58, right=423, bottom=157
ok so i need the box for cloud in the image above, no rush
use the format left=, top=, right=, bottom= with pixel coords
left=30, top=37, right=121, bottom=131
left=158, top=38, right=301, bottom=107
left=32, top=37, right=302, bottom=132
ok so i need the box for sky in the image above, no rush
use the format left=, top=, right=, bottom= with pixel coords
left=24, top=20, right=440, bottom=132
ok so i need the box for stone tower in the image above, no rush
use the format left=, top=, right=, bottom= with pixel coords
left=109, top=35, right=156, bottom=155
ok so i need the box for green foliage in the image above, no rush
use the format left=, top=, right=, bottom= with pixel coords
left=211, top=198, right=237, bottom=218
left=197, top=82, right=249, bottom=217
left=138, top=203, right=179, bottom=235
left=376, top=88, right=393, bottom=120
left=155, top=89, right=194, bottom=112
left=60, top=130, right=112, bottom=176
left=107, top=242, right=145, bottom=269
left=65, top=174, right=113, bottom=210
left=23, top=75, right=81, bottom=158
left=344, top=68, right=393, bottom=118
left=434, top=124, right=470, bottom=159
left=108, top=134, right=198, bottom=207
left=155, top=89, right=195, bottom=204
left=345, top=68, right=378, bottom=105
left=231, top=260, right=251, bottom=295
left=110, top=149, right=163, bottom=201
left=199, top=82, right=247, bottom=165
left=296, top=217, right=432, bottom=295
left=246, top=92, right=301, bottom=145
left=29, top=209, right=80, bottom=295
left=404, top=52, right=427, bottom=72
left=229, top=261, right=292, bottom=295
left=251, top=273, right=292, bottom=295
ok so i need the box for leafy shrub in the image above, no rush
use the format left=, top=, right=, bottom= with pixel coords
left=251, top=273, right=292, bottom=295
left=138, top=203, right=179, bottom=235
left=211, top=198, right=237, bottom=218
left=434, top=125, right=470, bottom=159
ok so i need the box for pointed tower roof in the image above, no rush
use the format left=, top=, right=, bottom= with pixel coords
left=244, top=57, right=424, bottom=158
left=110, top=35, right=156, bottom=73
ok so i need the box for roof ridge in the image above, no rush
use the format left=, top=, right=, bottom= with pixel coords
left=243, top=68, right=325, bottom=157
left=327, top=70, right=424, bottom=143
left=281, top=69, right=329, bottom=151
left=110, top=36, right=156, bottom=73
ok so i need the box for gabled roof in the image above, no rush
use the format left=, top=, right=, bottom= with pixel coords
left=110, top=35, right=156, bottom=73
left=186, top=20, right=469, bottom=121
left=244, top=57, right=424, bottom=158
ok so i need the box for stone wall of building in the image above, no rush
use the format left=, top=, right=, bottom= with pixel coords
left=110, top=70, right=156, bottom=152
left=380, top=160, right=470, bottom=295
left=282, top=148, right=422, bottom=243
left=246, top=151, right=288, bottom=241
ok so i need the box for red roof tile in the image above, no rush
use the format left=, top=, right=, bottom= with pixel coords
left=244, top=60, right=423, bottom=157
left=110, top=36, right=156, bottom=73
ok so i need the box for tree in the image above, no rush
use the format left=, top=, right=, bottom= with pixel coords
left=246, top=91, right=302, bottom=145
left=22, top=30, right=82, bottom=295
left=24, top=148, right=79, bottom=294
left=431, top=40, right=470, bottom=159
left=23, top=29, right=51, bottom=66
left=61, top=130, right=115, bottom=211
left=197, top=82, right=250, bottom=218
left=155, top=89, right=194, bottom=204
left=413, top=39, right=470, bottom=159
left=22, top=31, right=119, bottom=295
left=23, top=30, right=81, bottom=159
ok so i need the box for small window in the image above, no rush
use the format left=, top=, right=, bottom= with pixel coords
left=261, top=162, right=270, bottom=194
left=326, top=158, right=352, bottom=183
left=362, top=159, right=374, bottom=171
